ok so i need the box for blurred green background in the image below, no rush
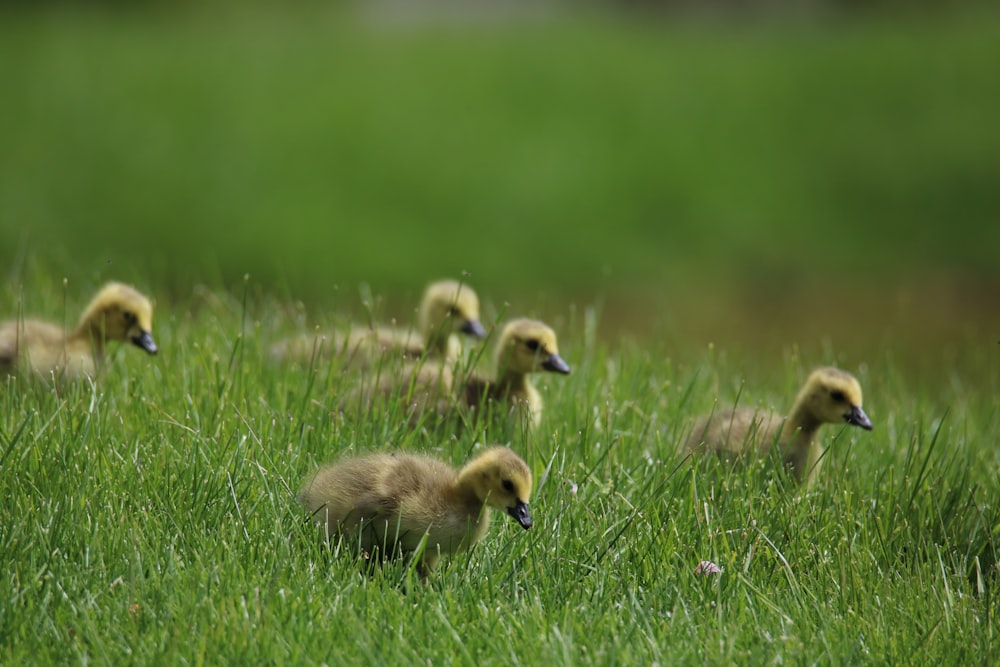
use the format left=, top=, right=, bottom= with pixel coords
left=1, top=1, right=998, bottom=357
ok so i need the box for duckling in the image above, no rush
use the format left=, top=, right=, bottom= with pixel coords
left=460, top=318, right=571, bottom=428
left=299, top=446, right=533, bottom=577
left=343, top=318, right=571, bottom=429
left=269, top=280, right=486, bottom=368
left=345, top=358, right=457, bottom=423
left=686, top=367, right=873, bottom=485
left=411, top=280, right=487, bottom=360
left=0, top=281, right=157, bottom=379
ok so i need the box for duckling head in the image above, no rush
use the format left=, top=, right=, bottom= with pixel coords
left=797, top=367, right=872, bottom=430
left=78, top=282, right=158, bottom=354
left=495, top=318, right=571, bottom=377
left=418, top=280, right=486, bottom=342
left=460, top=447, right=534, bottom=529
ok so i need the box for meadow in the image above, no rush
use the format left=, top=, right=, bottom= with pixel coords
left=2, top=3, right=1000, bottom=665
left=0, top=276, right=997, bottom=664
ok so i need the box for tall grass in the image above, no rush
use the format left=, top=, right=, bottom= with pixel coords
left=1, top=278, right=996, bottom=664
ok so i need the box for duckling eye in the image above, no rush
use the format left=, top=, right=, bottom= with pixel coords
left=447, top=306, right=459, bottom=317
left=123, top=311, right=137, bottom=325
left=501, top=479, right=515, bottom=493
left=830, top=390, right=846, bottom=403
left=524, top=339, right=540, bottom=352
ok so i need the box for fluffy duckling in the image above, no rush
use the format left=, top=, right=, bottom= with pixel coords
left=269, top=280, right=486, bottom=368
left=686, top=367, right=873, bottom=485
left=460, top=318, right=571, bottom=428
left=299, top=446, right=533, bottom=576
left=0, top=281, right=157, bottom=379
left=343, top=319, right=571, bottom=429
left=411, top=280, right=487, bottom=360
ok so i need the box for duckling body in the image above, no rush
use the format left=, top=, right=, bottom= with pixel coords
left=270, top=280, right=485, bottom=368
left=346, top=358, right=457, bottom=422
left=0, top=282, right=157, bottom=379
left=461, top=318, right=571, bottom=427
left=300, top=446, right=533, bottom=575
left=687, top=367, right=873, bottom=484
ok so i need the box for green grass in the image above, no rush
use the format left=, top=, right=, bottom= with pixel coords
left=1, top=277, right=997, bottom=665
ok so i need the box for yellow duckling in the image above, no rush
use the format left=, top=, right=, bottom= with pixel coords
left=460, top=318, right=571, bottom=428
left=299, top=446, right=533, bottom=576
left=686, top=367, right=873, bottom=485
left=410, top=279, right=487, bottom=361
left=0, top=281, right=157, bottom=379
left=270, top=280, right=486, bottom=367
left=343, top=319, right=571, bottom=429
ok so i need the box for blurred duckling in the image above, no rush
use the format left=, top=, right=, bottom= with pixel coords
left=344, top=358, right=457, bottom=423
left=344, top=318, right=571, bottom=429
left=299, top=446, right=533, bottom=577
left=270, top=280, right=485, bottom=367
left=686, top=367, right=873, bottom=485
left=0, top=281, right=157, bottom=379
left=460, top=318, right=571, bottom=428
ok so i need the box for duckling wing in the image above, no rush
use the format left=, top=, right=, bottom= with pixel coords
left=300, top=455, right=400, bottom=535
left=301, top=454, right=454, bottom=552
left=688, top=408, right=783, bottom=456
left=269, top=328, right=372, bottom=366
left=371, top=326, right=424, bottom=359
left=345, top=361, right=454, bottom=415
left=327, top=455, right=456, bottom=555
left=375, top=456, right=474, bottom=552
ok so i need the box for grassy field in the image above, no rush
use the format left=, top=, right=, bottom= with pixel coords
left=1, top=4, right=999, bottom=664
left=0, top=277, right=997, bottom=664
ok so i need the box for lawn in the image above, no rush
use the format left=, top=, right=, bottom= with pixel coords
left=0, top=276, right=997, bottom=664
left=1, top=3, right=999, bottom=664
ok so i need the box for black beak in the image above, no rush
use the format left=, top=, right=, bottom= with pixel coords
left=507, top=500, right=532, bottom=529
left=460, top=319, right=487, bottom=339
left=132, top=331, right=158, bottom=355
left=845, top=405, right=873, bottom=430
left=541, top=353, right=571, bottom=375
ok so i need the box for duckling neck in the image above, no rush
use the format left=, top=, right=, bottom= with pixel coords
left=494, top=368, right=532, bottom=396
left=69, top=313, right=107, bottom=358
left=425, top=331, right=459, bottom=361
left=779, top=406, right=823, bottom=482
left=448, top=476, right=492, bottom=539
left=492, top=369, right=542, bottom=426
left=450, top=477, right=483, bottom=507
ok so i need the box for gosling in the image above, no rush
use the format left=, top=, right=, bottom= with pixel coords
left=460, top=318, right=571, bottom=428
left=270, top=280, right=486, bottom=367
left=299, top=446, right=533, bottom=577
left=686, top=367, right=873, bottom=485
left=0, top=281, right=157, bottom=379
left=344, top=319, right=571, bottom=429
left=344, top=357, right=457, bottom=424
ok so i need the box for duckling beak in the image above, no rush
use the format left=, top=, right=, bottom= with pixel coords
left=132, top=331, right=158, bottom=355
left=846, top=405, right=873, bottom=430
left=507, top=501, right=532, bottom=529
left=461, top=319, right=487, bottom=339
left=542, top=353, right=571, bottom=375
